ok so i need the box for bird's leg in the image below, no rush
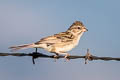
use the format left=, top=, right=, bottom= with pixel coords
left=60, top=52, right=70, bottom=61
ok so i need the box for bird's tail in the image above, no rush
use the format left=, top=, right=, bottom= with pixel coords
left=9, top=43, right=35, bottom=52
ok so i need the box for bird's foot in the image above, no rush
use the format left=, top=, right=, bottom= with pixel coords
left=53, top=55, right=59, bottom=62
left=64, top=53, right=70, bottom=62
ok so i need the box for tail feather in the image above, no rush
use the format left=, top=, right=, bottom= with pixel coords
left=9, top=43, right=35, bottom=52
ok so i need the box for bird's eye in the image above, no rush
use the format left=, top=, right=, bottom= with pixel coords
left=78, top=27, right=81, bottom=29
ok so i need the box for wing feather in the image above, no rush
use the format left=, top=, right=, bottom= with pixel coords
left=35, top=32, right=74, bottom=45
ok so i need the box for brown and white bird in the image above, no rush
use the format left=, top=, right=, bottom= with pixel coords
left=9, top=21, right=88, bottom=60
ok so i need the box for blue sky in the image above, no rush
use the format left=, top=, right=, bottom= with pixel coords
left=0, top=0, right=120, bottom=80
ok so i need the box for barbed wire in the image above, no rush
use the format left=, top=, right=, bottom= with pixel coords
left=0, top=49, right=120, bottom=64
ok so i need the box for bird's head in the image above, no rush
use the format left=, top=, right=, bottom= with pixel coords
left=67, top=21, right=88, bottom=35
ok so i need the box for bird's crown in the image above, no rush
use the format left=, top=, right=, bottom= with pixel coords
left=71, top=21, right=84, bottom=27
left=68, top=21, right=84, bottom=30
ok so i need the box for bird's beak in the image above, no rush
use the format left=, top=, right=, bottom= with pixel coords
left=84, top=27, right=88, bottom=32
left=86, top=28, right=88, bottom=31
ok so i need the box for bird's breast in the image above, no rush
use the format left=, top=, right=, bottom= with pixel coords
left=52, top=43, right=75, bottom=52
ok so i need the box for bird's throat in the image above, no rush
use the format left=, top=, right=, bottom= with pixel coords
left=75, top=31, right=84, bottom=46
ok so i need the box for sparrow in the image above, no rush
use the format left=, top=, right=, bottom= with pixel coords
left=9, top=21, right=88, bottom=60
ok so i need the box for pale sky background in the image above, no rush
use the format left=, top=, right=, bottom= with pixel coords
left=0, top=0, right=120, bottom=80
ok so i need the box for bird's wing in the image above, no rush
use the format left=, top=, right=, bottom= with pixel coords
left=54, top=32, right=75, bottom=42
left=35, top=35, right=61, bottom=45
left=35, top=32, right=74, bottom=45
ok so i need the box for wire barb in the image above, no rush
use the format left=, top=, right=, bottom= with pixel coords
left=85, top=49, right=93, bottom=64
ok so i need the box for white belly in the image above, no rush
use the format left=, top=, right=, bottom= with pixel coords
left=56, top=43, right=75, bottom=52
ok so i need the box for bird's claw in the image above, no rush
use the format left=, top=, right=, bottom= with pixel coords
left=64, top=54, right=70, bottom=62
left=53, top=55, right=59, bottom=62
